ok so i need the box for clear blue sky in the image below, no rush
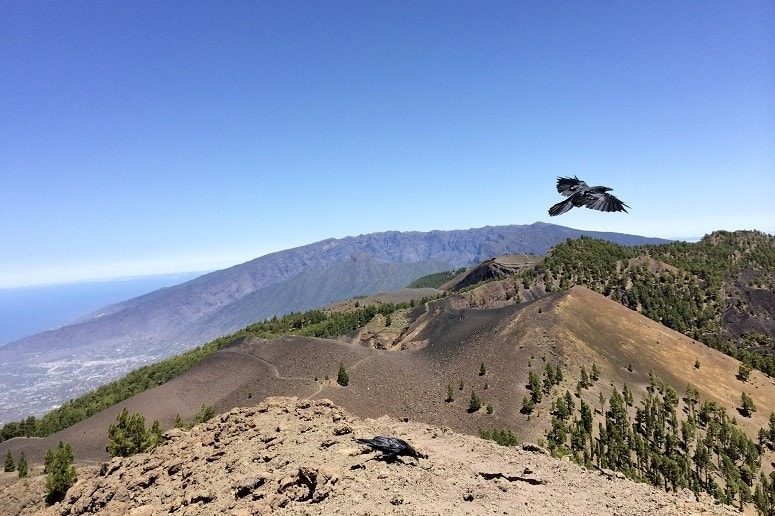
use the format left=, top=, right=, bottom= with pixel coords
left=1, top=1, right=773, bottom=288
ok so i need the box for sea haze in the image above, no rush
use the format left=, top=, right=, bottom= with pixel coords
left=0, top=272, right=205, bottom=345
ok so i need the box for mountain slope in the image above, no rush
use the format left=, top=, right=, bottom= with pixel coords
left=1, top=398, right=731, bottom=515
left=6, top=287, right=771, bottom=462
left=521, top=231, right=775, bottom=373
left=3, top=287, right=772, bottom=511
left=0, top=222, right=668, bottom=423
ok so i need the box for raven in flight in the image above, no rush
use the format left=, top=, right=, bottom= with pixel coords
left=549, top=176, right=629, bottom=216
left=355, top=436, right=426, bottom=460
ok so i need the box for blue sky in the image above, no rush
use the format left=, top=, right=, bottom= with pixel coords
left=1, top=1, right=773, bottom=288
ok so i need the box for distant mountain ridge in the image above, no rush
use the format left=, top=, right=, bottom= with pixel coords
left=0, top=222, right=668, bottom=422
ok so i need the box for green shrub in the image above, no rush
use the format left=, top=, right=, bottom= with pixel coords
left=4, top=450, right=14, bottom=472
left=480, top=428, right=518, bottom=446
left=445, top=384, right=454, bottom=403
left=45, top=442, right=76, bottom=505
left=17, top=452, right=27, bottom=478
left=194, top=404, right=215, bottom=424
left=106, top=408, right=150, bottom=457
left=337, top=363, right=349, bottom=386
left=469, top=391, right=482, bottom=413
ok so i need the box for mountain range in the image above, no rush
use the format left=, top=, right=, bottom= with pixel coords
left=1, top=228, right=772, bottom=514
left=0, top=222, right=668, bottom=423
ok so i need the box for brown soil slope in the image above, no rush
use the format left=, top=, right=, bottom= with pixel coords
left=5, top=287, right=773, bottom=468
left=1, top=398, right=732, bottom=515
left=0, top=338, right=373, bottom=465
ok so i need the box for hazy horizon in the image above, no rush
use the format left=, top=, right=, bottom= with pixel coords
left=1, top=221, right=771, bottom=289
left=2, top=2, right=773, bottom=288
left=0, top=271, right=205, bottom=345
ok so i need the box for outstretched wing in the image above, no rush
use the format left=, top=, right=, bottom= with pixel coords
left=356, top=436, right=397, bottom=452
left=556, top=176, right=585, bottom=197
left=584, top=192, right=629, bottom=213
left=549, top=191, right=583, bottom=216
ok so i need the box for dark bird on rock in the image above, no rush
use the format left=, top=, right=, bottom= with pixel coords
left=355, top=436, right=426, bottom=460
left=549, top=176, right=629, bottom=216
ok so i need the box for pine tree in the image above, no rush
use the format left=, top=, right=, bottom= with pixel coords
left=563, top=390, right=575, bottom=415
left=469, top=391, right=482, bottom=413
left=195, top=404, right=215, bottom=423
left=17, top=452, right=27, bottom=478
left=528, top=370, right=542, bottom=403
left=106, top=408, right=150, bottom=457
left=45, top=442, right=77, bottom=505
left=579, top=367, right=590, bottom=389
left=337, top=363, right=349, bottom=386
left=769, top=412, right=775, bottom=444
left=740, top=392, right=756, bottom=417
left=4, top=450, right=14, bottom=472
left=148, top=420, right=164, bottom=447
left=43, top=448, right=54, bottom=473
left=580, top=400, right=593, bottom=434
left=547, top=416, right=568, bottom=453
left=622, top=384, right=633, bottom=406
left=521, top=396, right=535, bottom=415
left=445, top=384, right=454, bottom=403
left=694, top=359, right=700, bottom=369
left=479, top=363, right=487, bottom=376
left=738, top=363, right=751, bottom=382
left=591, top=363, right=600, bottom=381
left=553, top=396, right=570, bottom=420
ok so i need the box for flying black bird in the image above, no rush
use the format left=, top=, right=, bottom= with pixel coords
left=548, top=176, right=629, bottom=216
left=355, top=436, right=425, bottom=460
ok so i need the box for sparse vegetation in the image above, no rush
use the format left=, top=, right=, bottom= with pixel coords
left=525, top=232, right=775, bottom=378
left=534, top=373, right=771, bottom=512
left=480, top=428, right=518, bottom=446
left=407, top=268, right=466, bottom=289
left=0, top=297, right=442, bottom=443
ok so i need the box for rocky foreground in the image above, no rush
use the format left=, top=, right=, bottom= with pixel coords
left=2, top=397, right=732, bottom=515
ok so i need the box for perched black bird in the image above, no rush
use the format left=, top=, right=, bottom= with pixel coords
left=549, top=176, right=629, bottom=216
left=355, top=436, right=425, bottom=460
